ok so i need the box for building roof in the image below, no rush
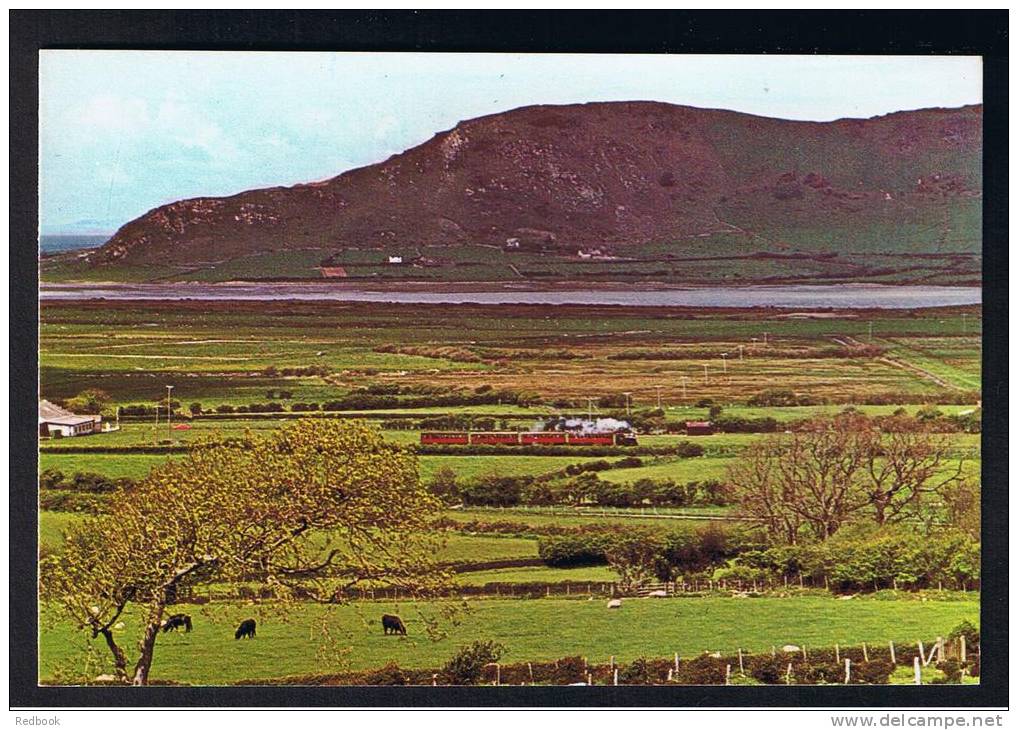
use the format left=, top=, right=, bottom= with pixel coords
left=685, top=421, right=713, bottom=428
left=40, top=400, right=75, bottom=420
left=39, top=400, right=99, bottom=426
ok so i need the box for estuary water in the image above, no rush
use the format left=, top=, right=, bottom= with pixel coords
left=39, top=282, right=981, bottom=309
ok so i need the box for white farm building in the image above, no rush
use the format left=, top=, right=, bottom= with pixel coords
left=39, top=400, right=101, bottom=438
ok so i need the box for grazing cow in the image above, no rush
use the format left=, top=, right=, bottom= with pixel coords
left=381, top=614, right=407, bottom=635
left=161, top=613, right=192, bottom=633
left=607, top=599, right=622, bottom=609
left=235, top=618, right=257, bottom=640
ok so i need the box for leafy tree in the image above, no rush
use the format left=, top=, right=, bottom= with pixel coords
left=41, top=420, right=449, bottom=685
left=188, top=402, right=203, bottom=416
left=427, top=466, right=460, bottom=505
left=605, top=531, right=666, bottom=594
left=64, top=389, right=111, bottom=415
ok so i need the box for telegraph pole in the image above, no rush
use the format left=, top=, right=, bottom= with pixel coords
left=622, top=392, right=632, bottom=417
left=655, top=385, right=663, bottom=410
left=166, top=385, right=174, bottom=439
left=721, top=353, right=728, bottom=375
left=737, top=344, right=744, bottom=361
left=703, top=364, right=709, bottom=384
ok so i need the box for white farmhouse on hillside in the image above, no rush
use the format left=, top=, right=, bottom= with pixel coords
left=39, top=400, right=101, bottom=438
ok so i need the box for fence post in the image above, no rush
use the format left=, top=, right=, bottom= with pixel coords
left=862, top=642, right=869, bottom=663
left=528, top=662, right=534, bottom=684
left=835, top=644, right=840, bottom=664
left=936, top=636, right=944, bottom=664
left=738, top=648, right=744, bottom=675
left=802, top=645, right=807, bottom=661
left=725, top=664, right=731, bottom=686
left=587, top=672, right=592, bottom=686
left=960, top=636, right=966, bottom=663
left=667, top=668, right=674, bottom=682
left=674, top=652, right=680, bottom=672
left=432, top=674, right=438, bottom=686
left=913, top=657, right=922, bottom=685
left=844, top=658, right=851, bottom=685
left=918, top=640, right=927, bottom=666
left=785, top=663, right=793, bottom=685
left=613, top=668, right=619, bottom=686
left=889, top=641, right=896, bottom=665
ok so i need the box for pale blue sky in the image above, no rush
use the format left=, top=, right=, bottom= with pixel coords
left=39, top=52, right=982, bottom=234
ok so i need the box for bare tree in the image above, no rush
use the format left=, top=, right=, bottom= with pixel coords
left=860, top=415, right=965, bottom=525
left=727, top=439, right=804, bottom=544
left=726, top=414, right=966, bottom=545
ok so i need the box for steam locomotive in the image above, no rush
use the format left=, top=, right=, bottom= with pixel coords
left=419, top=431, right=638, bottom=446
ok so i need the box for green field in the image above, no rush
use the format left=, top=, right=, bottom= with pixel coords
left=37, top=510, right=537, bottom=565
left=38, top=596, right=978, bottom=684
left=36, top=299, right=983, bottom=685
left=40, top=302, right=982, bottom=407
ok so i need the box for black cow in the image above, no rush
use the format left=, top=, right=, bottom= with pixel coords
left=162, top=613, right=192, bottom=633
left=381, top=614, right=406, bottom=636
left=235, top=618, right=257, bottom=640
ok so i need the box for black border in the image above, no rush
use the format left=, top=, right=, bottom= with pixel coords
left=10, top=10, right=1008, bottom=709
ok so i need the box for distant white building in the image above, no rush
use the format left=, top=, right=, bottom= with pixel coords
left=387, top=256, right=403, bottom=264
left=39, top=400, right=101, bottom=438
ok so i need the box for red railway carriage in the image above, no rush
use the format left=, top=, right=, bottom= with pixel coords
left=469, top=432, right=522, bottom=445
left=520, top=432, right=569, bottom=445
left=420, top=432, right=470, bottom=445
left=566, top=432, right=616, bottom=446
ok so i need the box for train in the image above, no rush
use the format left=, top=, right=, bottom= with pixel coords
left=419, top=431, right=638, bottom=446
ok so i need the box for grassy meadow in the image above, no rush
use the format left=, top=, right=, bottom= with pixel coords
left=39, top=595, right=978, bottom=685
left=36, top=300, right=982, bottom=684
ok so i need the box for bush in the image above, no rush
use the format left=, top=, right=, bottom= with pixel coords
left=714, top=416, right=780, bottom=434
left=748, top=389, right=818, bottom=407
left=442, top=641, right=506, bottom=685
left=538, top=533, right=614, bottom=567
left=460, top=475, right=529, bottom=507
left=948, top=620, right=980, bottom=649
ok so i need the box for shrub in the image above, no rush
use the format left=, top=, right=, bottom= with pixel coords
left=538, top=533, right=614, bottom=567
left=948, top=620, right=980, bottom=648
left=442, top=641, right=506, bottom=685
left=459, top=475, right=528, bottom=507
left=427, top=466, right=460, bottom=505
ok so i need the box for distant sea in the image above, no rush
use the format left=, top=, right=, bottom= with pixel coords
left=39, top=235, right=109, bottom=254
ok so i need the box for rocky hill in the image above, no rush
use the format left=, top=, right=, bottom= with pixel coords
left=75, top=101, right=982, bottom=283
